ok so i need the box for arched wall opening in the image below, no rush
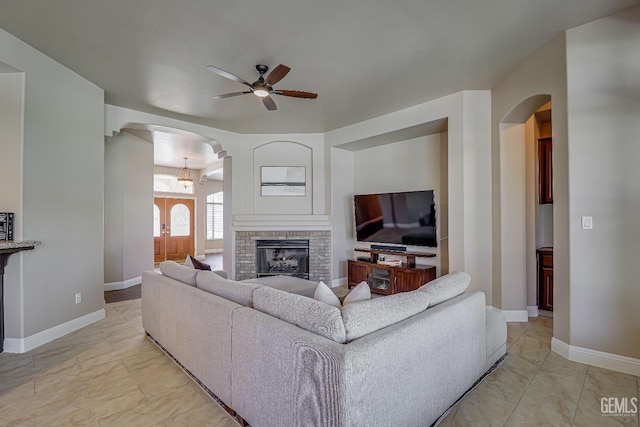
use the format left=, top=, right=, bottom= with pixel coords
left=104, top=124, right=231, bottom=289
left=498, top=94, right=552, bottom=322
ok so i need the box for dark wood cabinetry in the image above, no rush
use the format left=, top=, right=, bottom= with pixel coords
left=538, top=137, right=553, bottom=204
left=537, top=247, right=553, bottom=311
left=347, top=249, right=436, bottom=295
left=347, top=260, right=436, bottom=295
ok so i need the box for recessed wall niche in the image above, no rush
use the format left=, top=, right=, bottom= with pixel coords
left=253, top=141, right=312, bottom=214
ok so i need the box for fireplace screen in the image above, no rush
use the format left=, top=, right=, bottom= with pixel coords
left=256, top=240, right=309, bottom=279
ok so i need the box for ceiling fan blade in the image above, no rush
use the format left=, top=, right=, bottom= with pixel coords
left=262, top=96, right=277, bottom=111
left=213, top=91, right=252, bottom=99
left=265, top=64, right=291, bottom=86
left=275, top=90, right=318, bottom=99
left=206, top=65, right=252, bottom=88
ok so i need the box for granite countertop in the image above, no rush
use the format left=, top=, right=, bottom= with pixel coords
left=0, top=240, right=41, bottom=251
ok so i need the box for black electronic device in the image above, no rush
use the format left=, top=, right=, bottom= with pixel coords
left=353, top=190, right=436, bottom=248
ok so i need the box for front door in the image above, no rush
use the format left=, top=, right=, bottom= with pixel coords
left=154, top=198, right=195, bottom=263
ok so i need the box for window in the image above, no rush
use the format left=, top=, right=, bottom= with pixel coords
left=207, top=192, right=223, bottom=240
left=153, top=204, right=161, bottom=237
left=170, top=204, right=190, bottom=236
left=154, top=173, right=194, bottom=194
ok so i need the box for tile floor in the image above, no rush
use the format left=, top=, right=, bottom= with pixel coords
left=0, top=300, right=637, bottom=426
left=439, top=317, right=640, bottom=426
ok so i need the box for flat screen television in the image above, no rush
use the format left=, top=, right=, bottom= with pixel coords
left=353, top=190, right=436, bottom=247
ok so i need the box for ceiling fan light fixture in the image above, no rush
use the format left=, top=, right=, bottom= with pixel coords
left=208, top=64, right=317, bottom=110
left=177, top=157, right=194, bottom=188
left=253, top=86, right=270, bottom=98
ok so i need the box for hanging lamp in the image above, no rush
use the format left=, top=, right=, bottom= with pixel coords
left=177, top=157, right=194, bottom=188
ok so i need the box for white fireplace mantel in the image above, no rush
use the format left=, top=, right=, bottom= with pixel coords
left=232, top=214, right=332, bottom=231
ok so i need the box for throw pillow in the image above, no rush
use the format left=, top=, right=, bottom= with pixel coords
left=187, top=255, right=211, bottom=271
left=313, top=281, right=341, bottom=308
left=342, top=281, right=371, bottom=305
left=313, top=281, right=372, bottom=308
left=184, top=255, right=194, bottom=268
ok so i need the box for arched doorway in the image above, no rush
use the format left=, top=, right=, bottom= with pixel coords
left=498, top=94, right=553, bottom=321
left=104, top=124, right=231, bottom=290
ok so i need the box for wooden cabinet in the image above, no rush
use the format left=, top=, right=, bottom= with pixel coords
left=537, top=247, right=553, bottom=311
left=347, top=259, right=436, bottom=295
left=538, top=137, right=553, bottom=204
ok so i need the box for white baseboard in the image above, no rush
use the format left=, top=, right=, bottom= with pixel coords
left=204, top=249, right=223, bottom=254
left=527, top=306, right=539, bottom=318
left=104, top=276, right=141, bottom=291
left=552, top=337, right=640, bottom=377
left=3, top=309, right=106, bottom=353
left=500, top=309, right=529, bottom=322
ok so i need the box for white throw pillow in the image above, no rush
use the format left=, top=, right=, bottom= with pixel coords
left=313, top=281, right=342, bottom=308
left=343, top=281, right=371, bottom=306
left=314, top=280, right=371, bottom=308
left=184, top=255, right=194, bottom=268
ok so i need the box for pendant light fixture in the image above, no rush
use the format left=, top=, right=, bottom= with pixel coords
left=177, top=157, right=194, bottom=188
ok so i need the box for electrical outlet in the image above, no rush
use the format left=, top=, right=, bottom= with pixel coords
left=75, top=293, right=82, bottom=304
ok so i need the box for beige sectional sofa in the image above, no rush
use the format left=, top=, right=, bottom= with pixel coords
left=142, top=261, right=506, bottom=427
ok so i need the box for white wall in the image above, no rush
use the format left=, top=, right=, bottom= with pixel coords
left=105, top=131, right=154, bottom=285
left=253, top=142, right=313, bottom=214
left=0, top=27, right=105, bottom=346
left=0, top=71, right=23, bottom=232
left=232, top=134, right=326, bottom=216
left=329, top=148, right=354, bottom=282
left=565, top=6, right=640, bottom=360
left=499, top=123, right=527, bottom=311
left=0, top=70, right=25, bottom=337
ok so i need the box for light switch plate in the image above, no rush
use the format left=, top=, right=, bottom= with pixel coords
left=581, top=216, right=593, bottom=230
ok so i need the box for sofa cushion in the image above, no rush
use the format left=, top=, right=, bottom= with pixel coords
left=159, top=260, right=198, bottom=286
left=243, top=275, right=317, bottom=298
left=196, top=271, right=260, bottom=307
left=341, top=290, right=431, bottom=342
left=313, top=281, right=341, bottom=308
left=253, top=286, right=347, bottom=344
left=419, top=271, right=470, bottom=306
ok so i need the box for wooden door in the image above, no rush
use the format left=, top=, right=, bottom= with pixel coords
left=154, top=198, right=195, bottom=263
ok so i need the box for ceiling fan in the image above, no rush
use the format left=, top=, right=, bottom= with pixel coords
left=206, top=64, right=318, bottom=111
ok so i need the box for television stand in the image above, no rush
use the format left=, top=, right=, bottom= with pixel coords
left=348, top=248, right=436, bottom=295
left=353, top=248, right=435, bottom=268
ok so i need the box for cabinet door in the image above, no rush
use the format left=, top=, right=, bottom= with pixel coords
left=538, top=138, right=553, bottom=204
left=348, top=261, right=370, bottom=288
left=539, top=268, right=553, bottom=311
left=394, top=267, right=435, bottom=293
left=369, top=266, right=393, bottom=295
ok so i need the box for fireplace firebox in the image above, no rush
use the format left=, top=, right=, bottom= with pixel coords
left=256, top=240, right=309, bottom=279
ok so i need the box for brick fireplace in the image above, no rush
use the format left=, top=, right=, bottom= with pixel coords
left=234, top=230, right=331, bottom=282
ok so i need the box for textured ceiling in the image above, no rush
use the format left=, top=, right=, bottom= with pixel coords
left=1, top=0, right=638, bottom=134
